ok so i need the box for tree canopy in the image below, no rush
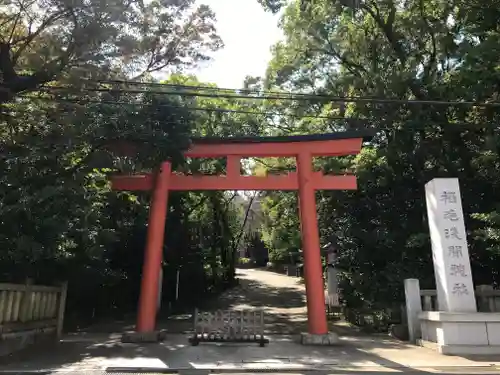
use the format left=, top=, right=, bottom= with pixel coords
left=2, top=0, right=500, bottom=329
left=256, top=0, right=500, bottom=308
left=0, top=0, right=260, bottom=326
left=0, top=0, right=221, bottom=102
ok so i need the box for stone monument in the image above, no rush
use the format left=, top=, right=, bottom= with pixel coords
left=418, top=178, right=500, bottom=355
left=425, top=178, right=476, bottom=312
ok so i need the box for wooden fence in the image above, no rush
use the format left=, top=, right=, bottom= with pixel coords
left=0, top=280, right=67, bottom=339
left=420, top=285, right=500, bottom=312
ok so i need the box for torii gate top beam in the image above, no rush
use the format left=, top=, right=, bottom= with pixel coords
left=185, top=131, right=372, bottom=157
left=110, top=131, right=374, bottom=192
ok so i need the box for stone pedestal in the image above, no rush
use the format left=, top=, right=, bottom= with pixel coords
left=419, top=312, right=500, bottom=355
left=404, top=278, right=422, bottom=343
left=300, top=332, right=340, bottom=346
left=285, top=265, right=298, bottom=277
left=121, top=330, right=167, bottom=343
left=416, top=178, right=500, bottom=355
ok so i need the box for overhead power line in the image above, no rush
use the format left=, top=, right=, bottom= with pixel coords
left=19, top=96, right=365, bottom=122
left=14, top=96, right=492, bottom=130
left=82, top=79, right=338, bottom=102
left=38, top=85, right=356, bottom=102
left=84, top=79, right=288, bottom=96
left=15, top=96, right=491, bottom=129
left=38, top=80, right=500, bottom=108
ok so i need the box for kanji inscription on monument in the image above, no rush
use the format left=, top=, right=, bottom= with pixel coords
left=425, top=178, right=477, bottom=312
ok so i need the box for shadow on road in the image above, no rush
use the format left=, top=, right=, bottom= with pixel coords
left=0, top=269, right=497, bottom=373
left=215, top=271, right=307, bottom=334
left=149, top=269, right=309, bottom=335
left=221, top=276, right=305, bottom=309
left=0, top=334, right=496, bottom=374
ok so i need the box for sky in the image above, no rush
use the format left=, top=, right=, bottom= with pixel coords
left=192, top=0, right=283, bottom=88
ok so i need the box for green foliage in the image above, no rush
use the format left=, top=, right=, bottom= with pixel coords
left=4, top=0, right=500, bottom=331
left=261, top=191, right=301, bottom=263
left=0, top=1, right=261, bottom=326
left=257, top=0, right=288, bottom=13
left=0, top=0, right=221, bottom=102
left=259, top=0, right=500, bottom=312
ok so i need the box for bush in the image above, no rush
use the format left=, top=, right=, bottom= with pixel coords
left=342, top=305, right=404, bottom=333
left=237, top=257, right=256, bottom=269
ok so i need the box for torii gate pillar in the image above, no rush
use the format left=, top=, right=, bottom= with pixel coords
left=297, top=152, right=328, bottom=335
left=136, top=161, right=171, bottom=333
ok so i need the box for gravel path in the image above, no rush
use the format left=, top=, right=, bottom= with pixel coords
left=218, top=268, right=309, bottom=334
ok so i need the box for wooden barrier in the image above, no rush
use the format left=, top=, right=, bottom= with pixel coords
left=189, top=309, right=268, bottom=346
left=325, top=291, right=341, bottom=318
left=0, top=280, right=67, bottom=356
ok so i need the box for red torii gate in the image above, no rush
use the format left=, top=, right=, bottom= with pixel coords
left=111, top=132, right=371, bottom=339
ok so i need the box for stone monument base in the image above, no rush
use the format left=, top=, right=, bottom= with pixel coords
left=300, top=332, right=340, bottom=346
left=121, top=330, right=167, bottom=343
left=419, top=311, right=500, bottom=355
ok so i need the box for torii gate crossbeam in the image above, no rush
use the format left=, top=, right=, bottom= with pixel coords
left=110, top=131, right=372, bottom=339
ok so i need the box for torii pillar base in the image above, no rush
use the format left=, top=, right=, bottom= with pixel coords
left=121, top=330, right=167, bottom=343
left=300, top=332, right=340, bottom=346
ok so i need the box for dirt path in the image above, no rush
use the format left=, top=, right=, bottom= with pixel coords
left=58, top=268, right=310, bottom=335
left=67, top=268, right=355, bottom=336
left=154, top=268, right=309, bottom=334
left=217, top=268, right=308, bottom=334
